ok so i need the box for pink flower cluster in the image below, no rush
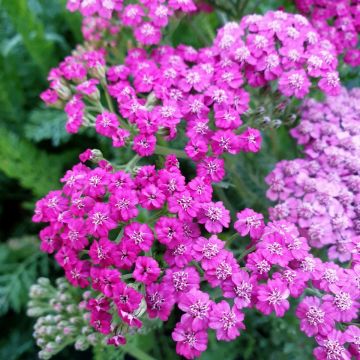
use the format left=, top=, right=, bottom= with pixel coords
left=213, top=11, right=341, bottom=97
left=266, top=87, right=360, bottom=263
left=40, top=43, right=261, bottom=162
left=294, top=0, right=360, bottom=66
left=33, top=151, right=360, bottom=359
left=66, top=0, right=197, bottom=45
left=41, top=11, right=343, bottom=166
left=81, top=16, right=120, bottom=44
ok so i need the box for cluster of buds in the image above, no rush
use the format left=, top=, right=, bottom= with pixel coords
left=28, top=277, right=101, bottom=359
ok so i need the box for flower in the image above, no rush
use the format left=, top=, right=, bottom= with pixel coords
left=296, top=296, right=336, bottom=337
left=257, top=231, right=292, bottom=267
left=234, top=208, right=264, bottom=239
left=197, top=201, right=230, bottom=234
left=238, top=128, right=262, bottom=153
left=178, top=289, right=212, bottom=331
left=256, top=278, right=290, bottom=317
left=146, top=282, right=176, bottom=321
left=313, top=329, right=350, bottom=360
left=209, top=301, right=245, bottom=341
left=278, top=70, right=311, bottom=98
left=192, top=235, right=225, bottom=270
left=123, top=222, right=154, bottom=252
left=172, top=318, right=208, bottom=360
left=223, top=270, right=256, bottom=309
left=164, top=267, right=200, bottom=300
left=133, top=256, right=161, bottom=285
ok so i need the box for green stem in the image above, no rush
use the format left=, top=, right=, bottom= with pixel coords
left=101, top=79, right=115, bottom=114
left=154, top=145, right=188, bottom=159
left=123, top=343, right=157, bottom=360
left=224, top=156, right=257, bottom=204
left=125, top=154, right=141, bottom=172
left=226, top=232, right=239, bottom=247
left=237, top=0, right=250, bottom=18
left=214, top=186, right=235, bottom=218
left=237, top=245, right=256, bottom=261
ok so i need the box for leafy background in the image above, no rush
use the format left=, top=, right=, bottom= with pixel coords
left=0, top=0, right=358, bottom=359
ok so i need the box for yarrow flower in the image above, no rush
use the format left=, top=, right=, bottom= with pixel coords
left=31, top=1, right=359, bottom=359
left=41, top=10, right=341, bottom=169
left=66, top=0, right=197, bottom=45
left=267, top=88, right=360, bottom=262
left=33, top=154, right=360, bottom=358
left=294, top=0, right=360, bottom=67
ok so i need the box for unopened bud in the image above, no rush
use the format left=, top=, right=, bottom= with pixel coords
left=74, top=337, right=89, bottom=351
left=287, top=114, right=297, bottom=124
left=272, top=119, right=282, bottom=128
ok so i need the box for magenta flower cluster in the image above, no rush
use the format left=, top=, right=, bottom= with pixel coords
left=294, top=0, right=360, bottom=66
left=33, top=150, right=360, bottom=359
left=32, top=1, right=360, bottom=359
left=41, top=11, right=343, bottom=166
left=266, top=87, right=360, bottom=263
left=66, top=0, right=197, bottom=45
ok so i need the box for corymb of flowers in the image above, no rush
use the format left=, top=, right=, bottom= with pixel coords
left=29, top=1, right=359, bottom=360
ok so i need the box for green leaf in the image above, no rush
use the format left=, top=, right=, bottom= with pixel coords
left=0, top=126, right=64, bottom=196
left=0, top=237, right=48, bottom=316
left=25, top=108, right=70, bottom=146
left=1, top=0, right=55, bottom=73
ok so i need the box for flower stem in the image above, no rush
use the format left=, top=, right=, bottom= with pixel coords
left=154, top=145, right=188, bottom=159
left=101, top=79, right=115, bottom=114
left=214, top=186, right=235, bottom=218
left=123, top=343, right=157, bottom=360
left=237, top=245, right=256, bottom=261
left=224, top=156, right=257, bottom=205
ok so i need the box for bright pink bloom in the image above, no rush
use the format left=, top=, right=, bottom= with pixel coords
left=238, top=128, right=262, bottom=152
left=178, top=289, right=212, bottom=331
left=172, top=318, right=208, bottom=360
left=146, top=282, right=176, bottom=321
left=209, top=301, right=245, bottom=341
left=164, top=267, right=200, bottom=300
left=133, top=256, right=160, bottom=285
left=192, top=235, right=225, bottom=270
left=197, top=201, right=230, bottom=234
left=256, top=278, right=290, bottom=317
left=235, top=208, right=264, bottom=239
left=123, top=222, right=154, bottom=252
left=223, top=270, right=256, bottom=309
left=296, top=296, right=336, bottom=337
left=313, top=330, right=350, bottom=360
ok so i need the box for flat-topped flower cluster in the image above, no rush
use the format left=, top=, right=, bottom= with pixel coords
left=41, top=11, right=342, bottom=163
left=294, top=0, right=360, bottom=66
left=30, top=1, right=360, bottom=359
left=33, top=151, right=360, bottom=359
left=266, top=87, right=360, bottom=263
left=66, top=0, right=197, bottom=45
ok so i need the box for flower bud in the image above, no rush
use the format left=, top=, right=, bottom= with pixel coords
left=272, top=119, right=282, bottom=128
left=74, top=337, right=89, bottom=351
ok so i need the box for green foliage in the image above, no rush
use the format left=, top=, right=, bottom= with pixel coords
left=1, top=0, right=55, bottom=73
left=25, top=108, right=71, bottom=146
left=0, top=236, right=48, bottom=315
left=0, top=316, right=36, bottom=360
left=93, top=344, right=125, bottom=360
left=0, top=127, right=64, bottom=197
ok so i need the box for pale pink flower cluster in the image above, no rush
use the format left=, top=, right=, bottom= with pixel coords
left=267, top=87, right=360, bottom=263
